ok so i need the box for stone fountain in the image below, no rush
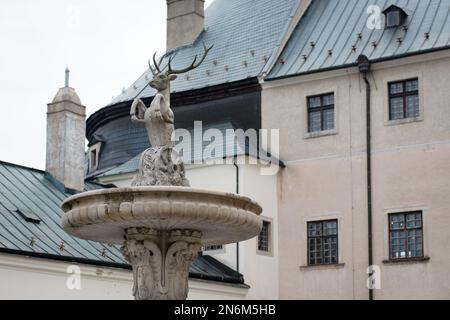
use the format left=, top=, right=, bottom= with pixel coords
left=61, top=45, right=263, bottom=300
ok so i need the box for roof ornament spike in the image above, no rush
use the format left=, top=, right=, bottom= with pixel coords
left=65, top=66, right=70, bottom=88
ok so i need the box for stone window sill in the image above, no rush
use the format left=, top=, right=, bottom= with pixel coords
left=304, top=130, right=338, bottom=140
left=299, top=263, right=345, bottom=271
left=385, top=117, right=424, bottom=127
left=257, top=250, right=274, bottom=257
left=382, top=257, right=430, bottom=265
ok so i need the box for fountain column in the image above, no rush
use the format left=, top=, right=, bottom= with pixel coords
left=122, top=228, right=201, bottom=300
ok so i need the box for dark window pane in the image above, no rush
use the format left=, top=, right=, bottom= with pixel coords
left=390, top=82, right=404, bottom=94
left=390, top=97, right=404, bottom=120
left=406, top=95, right=419, bottom=118
left=386, top=11, right=400, bottom=27
left=323, top=109, right=335, bottom=131
left=308, top=222, right=322, bottom=237
left=309, top=97, right=322, bottom=108
left=203, top=245, right=223, bottom=251
left=405, top=80, right=418, bottom=92
left=258, top=221, right=271, bottom=252
left=390, top=214, right=405, bottom=230
left=309, top=111, right=322, bottom=132
left=323, top=94, right=334, bottom=106
left=323, top=221, right=337, bottom=236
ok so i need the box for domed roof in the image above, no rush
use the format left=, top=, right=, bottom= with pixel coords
left=52, top=87, right=82, bottom=105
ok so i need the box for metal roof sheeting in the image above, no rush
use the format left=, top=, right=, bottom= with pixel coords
left=268, top=0, right=450, bottom=79
left=0, top=161, right=124, bottom=263
left=109, top=0, right=301, bottom=105
left=0, top=161, right=245, bottom=284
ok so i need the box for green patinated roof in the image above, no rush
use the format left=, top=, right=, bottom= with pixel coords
left=0, top=161, right=245, bottom=284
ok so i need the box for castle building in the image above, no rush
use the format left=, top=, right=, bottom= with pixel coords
left=1, top=0, right=449, bottom=300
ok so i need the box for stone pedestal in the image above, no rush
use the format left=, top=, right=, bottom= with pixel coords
left=121, top=228, right=202, bottom=300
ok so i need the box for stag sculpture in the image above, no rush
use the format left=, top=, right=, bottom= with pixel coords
left=130, top=43, right=213, bottom=187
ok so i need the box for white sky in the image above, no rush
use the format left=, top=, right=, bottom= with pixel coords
left=0, top=0, right=214, bottom=170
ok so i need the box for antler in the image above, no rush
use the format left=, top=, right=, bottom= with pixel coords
left=167, top=42, right=213, bottom=75
left=148, top=52, right=170, bottom=76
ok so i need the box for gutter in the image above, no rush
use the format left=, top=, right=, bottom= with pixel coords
left=233, top=156, right=241, bottom=278
left=266, top=46, right=450, bottom=82
left=358, top=55, right=374, bottom=301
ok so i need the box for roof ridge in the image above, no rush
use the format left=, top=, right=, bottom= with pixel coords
left=0, top=160, right=45, bottom=174
left=260, top=0, right=312, bottom=77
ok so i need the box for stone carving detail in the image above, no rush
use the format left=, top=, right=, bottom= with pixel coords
left=121, top=228, right=202, bottom=300
left=131, top=147, right=190, bottom=187
left=130, top=43, right=212, bottom=187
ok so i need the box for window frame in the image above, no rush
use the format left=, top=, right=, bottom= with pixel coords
left=307, top=92, right=335, bottom=133
left=388, top=211, right=424, bottom=261
left=202, top=244, right=224, bottom=253
left=388, top=78, right=420, bottom=121
left=90, top=149, right=97, bottom=169
left=307, top=219, right=339, bottom=266
left=258, top=220, right=270, bottom=252
left=88, top=142, right=102, bottom=172
left=257, top=218, right=273, bottom=256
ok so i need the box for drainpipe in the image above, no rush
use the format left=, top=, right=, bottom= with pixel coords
left=233, top=156, right=240, bottom=276
left=358, top=55, right=374, bottom=301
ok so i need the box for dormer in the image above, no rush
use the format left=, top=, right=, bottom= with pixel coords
left=383, top=5, right=408, bottom=29
left=87, top=133, right=105, bottom=172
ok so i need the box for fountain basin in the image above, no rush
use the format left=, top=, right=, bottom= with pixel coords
left=61, top=186, right=263, bottom=245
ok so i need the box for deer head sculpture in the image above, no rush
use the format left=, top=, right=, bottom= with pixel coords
left=148, top=42, right=213, bottom=92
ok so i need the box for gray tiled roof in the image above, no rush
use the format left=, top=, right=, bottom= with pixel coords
left=109, top=0, right=301, bottom=105
left=268, top=0, right=450, bottom=80
left=0, top=161, right=245, bottom=284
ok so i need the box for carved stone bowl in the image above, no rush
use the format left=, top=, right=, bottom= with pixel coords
left=61, top=187, right=263, bottom=245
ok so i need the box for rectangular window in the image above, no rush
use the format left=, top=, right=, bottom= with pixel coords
left=307, top=93, right=335, bottom=133
left=389, top=212, right=424, bottom=260
left=258, top=220, right=271, bottom=252
left=307, top=220, right=338, bottom=266
left=389, top=79, right=420, bottom=120
left=202, top=245, right=223, bottom=252
left=90, top=149, right=97, bottom=169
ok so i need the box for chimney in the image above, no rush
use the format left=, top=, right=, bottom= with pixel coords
left=167, top=0, right=205, bottom=50
left=46, top=68, right=86, bottom=191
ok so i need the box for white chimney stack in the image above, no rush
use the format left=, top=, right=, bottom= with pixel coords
left=166, top=0, right=205, bottom=50
left=46, top=68, right=86, bottom=191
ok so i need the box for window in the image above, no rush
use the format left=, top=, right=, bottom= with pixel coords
left=383, top=5, right=408, bottom=29
left=389, top=212, right=424, bottom=260
left=307, top=220, right=338, bottom=266
left=307, top=93, right=335, bottom=133
left=258, top=220, right=271, bottom=253
left=202, top=245, right=223, bottom=252
left=90, top=149, right=97, bottom=169
left=386, top=11, right=400, bottom=28
left=389, top=79, right=419, bottom=120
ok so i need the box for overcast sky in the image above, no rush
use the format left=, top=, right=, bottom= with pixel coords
left=0, top=0, right=213, bottom=170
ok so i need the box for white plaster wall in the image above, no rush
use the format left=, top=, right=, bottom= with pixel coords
left=262, top=51, right=450, bottom=300
left=0, top=254, right=247, bottom=300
